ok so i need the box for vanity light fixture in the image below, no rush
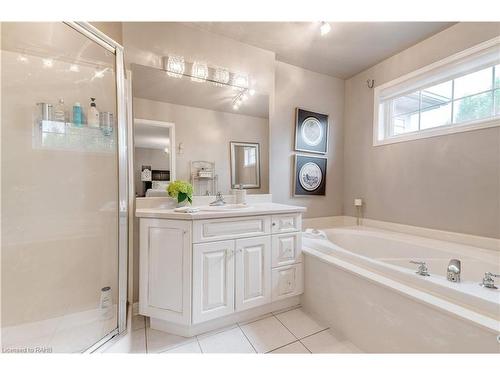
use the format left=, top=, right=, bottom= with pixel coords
left=166, top=55, right=185, bottom=78
left=213, top=67, right=230, bottom=86
left=320, top=22, right=331, bottom=36
left=191, top=61, right=208, bottom=82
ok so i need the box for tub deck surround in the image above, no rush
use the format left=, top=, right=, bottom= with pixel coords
left=301, top=223, right=500, bottom=353
left=137, top=198, right=305, bottom=337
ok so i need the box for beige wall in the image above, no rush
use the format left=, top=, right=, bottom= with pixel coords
left=90, top=22, right=123, bottom=45
left=344, top=22, right=500, bottom=238
left=271, top=61, right=345, bottom=218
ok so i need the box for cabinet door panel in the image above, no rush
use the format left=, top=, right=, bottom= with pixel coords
left=272, top=233, right=302, bottom=267
left=235, top=236, right=271, bottom=311
left=271, top=264, right=303, bottom=301
left=139, top=219, right=191, bottom=324
left=193, top=240, right=235, bottom=323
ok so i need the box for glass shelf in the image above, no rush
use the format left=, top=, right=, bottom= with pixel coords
left=33, top=120, right=115, bottom=153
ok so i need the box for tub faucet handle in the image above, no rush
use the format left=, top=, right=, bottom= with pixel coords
left=410, top=260, right=430, bottom=277
left=480, top=272, right=500, bottom=289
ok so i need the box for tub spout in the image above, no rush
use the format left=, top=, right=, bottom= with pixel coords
left=447, top=259, right=461, bottom=283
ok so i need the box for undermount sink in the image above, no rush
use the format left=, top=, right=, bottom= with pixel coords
left=199, top=203, right=253, bottom=211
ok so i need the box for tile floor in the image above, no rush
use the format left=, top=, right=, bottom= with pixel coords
left=104, top=306, right=362, bottom=354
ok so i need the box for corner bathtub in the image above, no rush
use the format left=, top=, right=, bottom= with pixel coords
left=301, top=226, right=500, bottom=353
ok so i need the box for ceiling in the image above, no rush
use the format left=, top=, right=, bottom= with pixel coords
left=184, top=22, right=454, bottom=79
left=132, top=63, right=269, bottom=119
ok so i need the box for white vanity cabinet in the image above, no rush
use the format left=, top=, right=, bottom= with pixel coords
left=137, top=204, right=305, bottom=336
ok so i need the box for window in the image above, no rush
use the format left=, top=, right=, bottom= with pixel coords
left=374, top=37, right=500, bottom=145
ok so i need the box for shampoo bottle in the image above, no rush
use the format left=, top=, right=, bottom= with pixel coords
left=72, top=102, right=83, bottom=127
left=88, top=97, right=100, bottom=128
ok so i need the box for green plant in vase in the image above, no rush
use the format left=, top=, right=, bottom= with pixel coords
left=167, top=180, right=193, bottom=207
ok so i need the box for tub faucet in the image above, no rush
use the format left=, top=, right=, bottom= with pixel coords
left=480, top=272, right=500, bottom=289
left=447, top=259, right=461, bottom=283
left=409, top=260, right=430, bottom=276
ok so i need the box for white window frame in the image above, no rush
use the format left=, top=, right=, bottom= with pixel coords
left=373, top=36, right=500, bottom=146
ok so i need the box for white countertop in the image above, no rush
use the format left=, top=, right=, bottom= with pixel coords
left=136, top=202, right=306, bottom=220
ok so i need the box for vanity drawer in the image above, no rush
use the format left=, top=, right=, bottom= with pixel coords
left=272, top=232, right=302, bottom=267
left=193, top=216, right=271, bottom=243
left=271, top=264, right=303, bottom=301
left=271, top=213, right=302, bottom=233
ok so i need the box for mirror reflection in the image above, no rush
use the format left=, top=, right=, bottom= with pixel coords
left=131, top=63, right=269, bottom=196
left=230, top=142, right=260, bottom=189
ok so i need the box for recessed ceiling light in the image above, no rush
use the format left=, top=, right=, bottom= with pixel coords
left=320, top=22, right=331, bottom=36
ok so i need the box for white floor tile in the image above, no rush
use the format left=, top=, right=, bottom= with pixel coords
left=196, top=324, right=238, bottom=340
left=300, top=329, right=361, bottom=353
left=240, top=316, right=295, bottom=353
left=163, top=341, right=202, bottom=353
left=104, top=328, right=146, bottom=353
left=237, top=312, right=273, bottom=326
left=275, top=308, right=326, bottom=339
left=146, top=328, right=195, bottom=353
left=198, top=327, right=255, bottom=353
left=269, top=341, right=310, bottom=354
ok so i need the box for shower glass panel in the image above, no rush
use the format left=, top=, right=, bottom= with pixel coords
left=1, top=22, right=124, bottom=353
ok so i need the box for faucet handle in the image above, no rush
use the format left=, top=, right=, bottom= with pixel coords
left=480, top=272, right=500, bottom=289
left=410, top=260, right=430, bottom=276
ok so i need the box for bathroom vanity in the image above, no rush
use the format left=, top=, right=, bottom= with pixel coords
left=136, top=202, right=306, bottom=336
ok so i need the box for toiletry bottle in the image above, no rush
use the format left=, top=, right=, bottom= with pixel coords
left=72, top=102, right=83, bottom=127
left=99, top=286, right=113, bottom=320
left=88, top=97, right=100, bottom=128
left=54, top=98, right=66, bottom=122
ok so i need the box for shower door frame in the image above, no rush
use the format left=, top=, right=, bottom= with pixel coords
left=63, top=21, right=129, bottom=351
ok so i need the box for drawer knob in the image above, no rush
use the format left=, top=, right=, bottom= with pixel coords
left=272, top=222, right=276, bottom=226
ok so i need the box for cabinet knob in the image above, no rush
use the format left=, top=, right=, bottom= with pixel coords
left=272, top=222, right=276, bottom=226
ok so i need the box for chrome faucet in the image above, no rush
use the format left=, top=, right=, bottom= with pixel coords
left=480, top=272, right=500, bottom=289
left=447, top=259, right=461, bottom=283
left=209, top=192, right=226, bottom=206
left=410, top=260, right=430, bottom=276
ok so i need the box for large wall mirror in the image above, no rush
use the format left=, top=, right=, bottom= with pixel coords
left=131, top=63, right=269, bottom=196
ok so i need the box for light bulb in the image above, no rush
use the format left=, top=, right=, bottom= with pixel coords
left=233, top=104, right=239, bottom=110
left=42, top=58, right=53, bottom=68
left=249, top=88, right=256, bottom=96
left=17, top=55, right=28, bottom=63
left=320, top=22, right=331, bottom=36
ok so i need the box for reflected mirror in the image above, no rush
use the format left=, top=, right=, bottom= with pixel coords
left=230, top=142, right=260, bottom=189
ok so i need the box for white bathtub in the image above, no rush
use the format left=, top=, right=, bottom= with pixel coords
left=301, top=225, right=500, bottom=353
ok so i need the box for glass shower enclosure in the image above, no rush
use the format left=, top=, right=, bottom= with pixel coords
left=1, top=22, right=128, bottom=353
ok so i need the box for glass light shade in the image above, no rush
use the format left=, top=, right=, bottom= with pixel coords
left=191, top=61, right=208, bottom=82
left=213, top=67, right=230, bottom=86
left=166, top=55, right=185, bottom=78
left=232, top=73, right=249, bottom=89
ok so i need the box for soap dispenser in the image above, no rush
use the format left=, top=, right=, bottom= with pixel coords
left=88, top=97, right=100, bottom=128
